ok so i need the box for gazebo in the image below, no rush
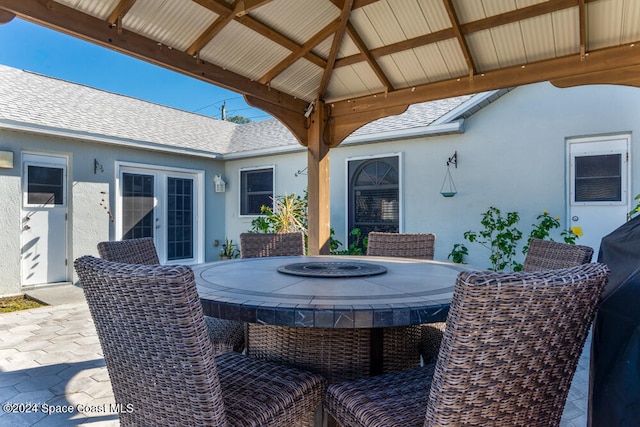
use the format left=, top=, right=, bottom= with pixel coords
left=1, top=0, right=639, bottom=254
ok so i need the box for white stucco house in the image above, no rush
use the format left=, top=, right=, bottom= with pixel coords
left=1, top=63, right=638, bottom=297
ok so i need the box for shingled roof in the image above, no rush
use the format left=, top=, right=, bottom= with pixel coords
left=0, top=64, right=503, bottom=158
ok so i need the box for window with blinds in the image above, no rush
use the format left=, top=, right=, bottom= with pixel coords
left=348, top=156, right=400, bottom=241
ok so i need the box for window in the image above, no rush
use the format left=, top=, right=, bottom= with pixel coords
left=574, top=154, right=622, bottom=202
left=27, top=165, right=64, bottom=205
left=348, top=156, right=400, bottom=241
left=240, top=167, right=274, bottom=215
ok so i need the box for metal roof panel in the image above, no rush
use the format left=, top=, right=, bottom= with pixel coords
left=123, top=0, right=216, bottom=52
left=201, top=21, right=291, bottom=82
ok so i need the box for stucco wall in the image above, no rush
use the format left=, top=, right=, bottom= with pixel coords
left=224, top=82, right=640, bottom=269
left=0, top=129, right=225, bottom=296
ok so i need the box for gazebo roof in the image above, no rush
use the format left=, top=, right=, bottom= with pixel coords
left=1, top=0, right=639, bottom=146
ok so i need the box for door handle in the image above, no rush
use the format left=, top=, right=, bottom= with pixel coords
left=572, top=216, right=579, bottom=221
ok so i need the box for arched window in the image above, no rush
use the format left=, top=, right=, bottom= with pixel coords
left=348, top=156, right=399, bottom=241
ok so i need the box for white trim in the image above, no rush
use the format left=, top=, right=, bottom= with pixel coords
left=221, top=121, right=465, bottom=160
left=0, top=119, right=221, bottom=159
left=238, top=165, right=276, bottom=217
left=114, top=161, right=205, bottom=264
left=344, top=152, right=404, bottom=245
left=342, top=121, right=464, bottom=146
left=566, top=133, right=631, bottom=208
left=431, top=91, right=499, bottom=125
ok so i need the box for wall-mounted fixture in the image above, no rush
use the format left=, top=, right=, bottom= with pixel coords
left=93, top=158, right=104, bottom=174
left=0, top=150, right=14, bottom=169
left=295, top=167, right=308, bottom=177
left=440, top=151, right=458, bottom=197
left=214, top=174, right=226, bottom=192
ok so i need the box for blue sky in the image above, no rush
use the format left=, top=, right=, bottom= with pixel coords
left=0, top=18, right=272, bottom=122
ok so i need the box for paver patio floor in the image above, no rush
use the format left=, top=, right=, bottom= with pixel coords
left=1, top=285, right=591, bottom=426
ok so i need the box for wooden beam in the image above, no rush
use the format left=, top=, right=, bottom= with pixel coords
left=258, top=19, right=339, bottom=85
left=0, top=0, right=306, bottom=114
left=318, top=0, right=354, bottom=98
left=335, top=0, right=598, bottom=70
left=236, top=15, right=326, bottom=68
left=345, top=22, right=392, bottom=90
left=195, top=0, right=327, bottom=68
left=0, top=9, right=14, bottom=23
left=106, top=0, right=136, bottom=25
left=443, top=0, right=476, bottom=78
left=328, top=104, right=408, bottom=147
left=234, top=0, right=274, bottom=17
left=244, top=94, right=308, bottom=146
left=579, top=0, right=587, bottom=60
left=551, top=64, right=640, bottom=88
left=330, top=42, right=640, bottom=117
left=186, top=5, right=237, bottom=56
left=306, top=100, right=331, bottom=255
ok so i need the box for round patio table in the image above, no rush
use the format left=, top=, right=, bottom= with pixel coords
left=194, top=255, right=472, bottom=384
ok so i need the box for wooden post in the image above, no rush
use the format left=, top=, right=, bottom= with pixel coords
left=307, top=100, right=331, bottom=255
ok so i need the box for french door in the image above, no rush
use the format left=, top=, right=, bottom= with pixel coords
left=117, top=164, right=203, bottom=264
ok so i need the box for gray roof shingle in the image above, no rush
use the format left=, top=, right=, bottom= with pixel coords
left=0, top=64, right=495, bottom=158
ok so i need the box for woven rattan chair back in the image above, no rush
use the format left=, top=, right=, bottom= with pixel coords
left=424, top=263, right=609, bottom=426
left=239, top=232, right=305, bottom=258
left=522, top=238, right=594, bottom=272
left=74, top=256, right=227, bottom=426
left=97, top=237, right=160, bottom=265
left=98, top=238, right=245, bottom=355
left=366, top=232, right=436, bottom=260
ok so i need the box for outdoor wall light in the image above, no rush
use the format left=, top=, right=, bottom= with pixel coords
left=440, top=151, right=458, bottom=197
left=214, top=174, right=226, bottom=193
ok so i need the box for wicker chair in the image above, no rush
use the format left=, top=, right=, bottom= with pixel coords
left=97, top=238, right=245, bottom=354
left=366, top=232, right=436, bottom=259
left=522, top=238, right=594, bottom=272
left=239, top=232, right=305, bottom=258
left=325, top=263, right=610, bottom=427
left=420, top=238, right=595, bottom=364
left=74, top=256, right=326, bottom=427
left=361, top=232, right=440, bottom=365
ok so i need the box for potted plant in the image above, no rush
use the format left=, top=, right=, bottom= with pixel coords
left=219, top=238, right=239, bottom=260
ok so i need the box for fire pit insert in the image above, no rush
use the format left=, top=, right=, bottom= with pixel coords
left=277, top=261, right=387, bottom=278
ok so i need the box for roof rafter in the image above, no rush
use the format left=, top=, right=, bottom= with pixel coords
left=346, top=22, right=392, bottom=91
left=442, top=0, right=476, bottom=78
left=335, top=0, right=598, bottom=70
left=191, top=0, right=327, bottom=69
left=258, top=19, right=340, bottom=85
left=330, top=42, right=640, bottom=118
left=106, top=0, right=137, bottom=25
left=318, top=0, right=354, bottom=99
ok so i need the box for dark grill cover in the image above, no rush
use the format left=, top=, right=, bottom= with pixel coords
left=589, top=215, right=640, bottom=426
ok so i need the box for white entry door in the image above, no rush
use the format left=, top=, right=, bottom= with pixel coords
left=21, top=153, right=69, bottom=287
left=567, top=135, right=630, bottom=256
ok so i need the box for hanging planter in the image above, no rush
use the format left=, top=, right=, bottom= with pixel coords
left=440, top=151, right=458, bottom=197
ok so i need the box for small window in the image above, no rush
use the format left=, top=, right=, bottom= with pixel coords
left=27, top=165, right=64, bottom=205
left=240, top=167, right=274, bottom=215
left=574, top=154, right=622, bottom=202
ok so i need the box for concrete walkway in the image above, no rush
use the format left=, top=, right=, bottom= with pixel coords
left=1, top=285, right=590, bottom=426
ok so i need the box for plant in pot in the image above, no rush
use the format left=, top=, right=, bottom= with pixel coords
left=219, top=238, right=239, bottom=260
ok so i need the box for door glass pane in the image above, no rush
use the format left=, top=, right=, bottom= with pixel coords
left=122, top=173, right=155, bottom=239
left=27, top=165, right=64, bottom=205
left=167, top=177, right=193, bottom=260
left=575, top=154, right=621, bottom=202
